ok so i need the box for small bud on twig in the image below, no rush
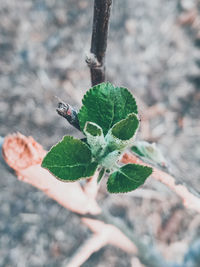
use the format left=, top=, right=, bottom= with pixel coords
left=56, top=101, right=80, bottom=130
left=85, top=52, right=101, bottom=68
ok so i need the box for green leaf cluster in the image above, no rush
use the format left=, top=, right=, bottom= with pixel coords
left=42, top=82, right=152, bottom=193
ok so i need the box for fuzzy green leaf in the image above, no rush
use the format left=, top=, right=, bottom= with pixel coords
left=131, top=146, right=145, bottom=157
left=107, top=164, right=152, bottom=193
left=105, top=113, right=139, bottom=151
left=131, top=141, right=167, bottom=167
left=84, top=122, right=106, bottom=157
left=42, top=136, right=98, bottom=181
left=78, top=82, right=138, bottom=135
left=111, top=113, right=139, bottom=140
left=85, top=122, right=102, bottom=136
left=100, top=150, right=121, bottom=169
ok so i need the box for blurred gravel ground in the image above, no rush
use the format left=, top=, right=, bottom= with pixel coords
left=0, top=0, right=200, bottom=266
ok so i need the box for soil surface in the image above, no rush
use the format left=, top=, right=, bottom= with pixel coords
left=0, top=0, right=200, bottom=266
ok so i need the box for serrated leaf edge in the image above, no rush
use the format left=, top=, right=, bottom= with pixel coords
left=42, top=135, right=92, bottom=166
left=78, top=82, right=138, bottom=133
left=115, top=86, right=138, bottom=115
left=78, top=82, right=115, bottom=132
left=107, top=163, right=153, bottom=194
left=111, top=113, right=139, bottom=141
left=42, top=135, right=98, bottom=182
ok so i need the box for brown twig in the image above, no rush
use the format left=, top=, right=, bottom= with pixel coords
left=86, top=0, right=112, bottom=86
left=56, top=100, right=80, bottom=130
left=56, top=1, right=113, bottom=128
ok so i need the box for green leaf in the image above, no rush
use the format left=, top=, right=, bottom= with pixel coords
left=111, top=113, right=139, bottom=140
left=112, top=85, right=138, bottom=124
left=42, top=136, right=98, bottom=181
left=97, top=167, right=105, bottom=183
left=105, top=113, right=139, bottom=151
left=85, top=122, right=102, bottom=136
left=78, top=82, right=138, bottom=135
left=131, top=146, right=145, bottom=157
left=84, top=122, right=106, bottom=157
left=107, top=164, right=152, bottom=193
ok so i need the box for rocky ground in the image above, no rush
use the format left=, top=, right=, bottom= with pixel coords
left=0, top=0, right=200, bottom=266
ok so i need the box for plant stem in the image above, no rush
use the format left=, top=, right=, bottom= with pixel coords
left=97, top=167, right=105, bottom=183
left=57, top=0, right=112, bottom=125
left=87, top=0, right=112, bottom=86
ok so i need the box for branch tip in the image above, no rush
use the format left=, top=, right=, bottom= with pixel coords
left=56, top=101, right=80, bottom=130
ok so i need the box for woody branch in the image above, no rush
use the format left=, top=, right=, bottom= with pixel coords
left=86, top=0, right=112, bottom=86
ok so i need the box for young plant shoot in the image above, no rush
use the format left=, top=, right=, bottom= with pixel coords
left=42, top=82, right=152, bottom=193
